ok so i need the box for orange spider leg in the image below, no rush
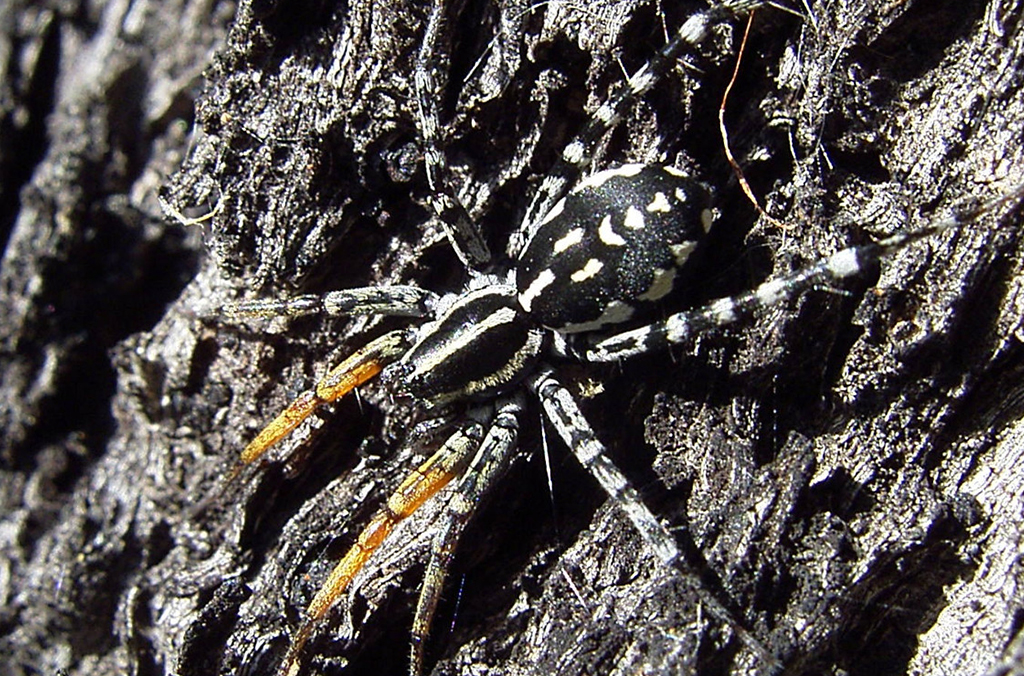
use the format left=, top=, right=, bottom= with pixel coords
left=238, top=329, right=411, bottom=467
left=191, top=330, right=413, bottom=519
left=278, top=412, right=489, bottom=676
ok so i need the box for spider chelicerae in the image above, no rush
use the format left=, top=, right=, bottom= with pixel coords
left=195, top=1, right=1024, bottom=675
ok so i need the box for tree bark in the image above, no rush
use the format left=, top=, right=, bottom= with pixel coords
left=2, top=1, right=1023, bottom=675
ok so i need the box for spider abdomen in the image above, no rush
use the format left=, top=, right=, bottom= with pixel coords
left=516, top=164, right=714, bottom=334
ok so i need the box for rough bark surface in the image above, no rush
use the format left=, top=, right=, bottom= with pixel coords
left=2, top=1, right=1023, bottom=676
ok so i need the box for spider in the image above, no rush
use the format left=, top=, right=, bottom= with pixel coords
left=200, top=1, right=1024, bottom=675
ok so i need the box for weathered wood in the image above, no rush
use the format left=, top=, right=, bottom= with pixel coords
left=2, top=1, right=1023, bottom=675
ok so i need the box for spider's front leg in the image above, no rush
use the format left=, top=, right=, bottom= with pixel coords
left=414, top=0, right=491, bottom=269
left=234, top=328, right=410, bottom=469
left=217, top=285, right=437, bottom=321
left=213, top=284, right=440, bottom=472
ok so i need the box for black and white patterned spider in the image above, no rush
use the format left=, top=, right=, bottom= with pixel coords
left=193, top=1, right=1024, bottom=675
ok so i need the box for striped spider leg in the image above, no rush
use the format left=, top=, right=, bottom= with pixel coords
left=581, top=186, right=1024, bottom=364
left=274, top=402, right=507, bottom=676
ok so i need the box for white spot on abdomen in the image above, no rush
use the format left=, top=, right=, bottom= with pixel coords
left=669, top=241, right=697, bottom=266
left=553, top=227, right=584, bottom=253
left=560, top=300, right=636, bottom=333
left=575, top=164, right=644, bottom=193
left=598, top=215, right=627, bottom=246
left=646, top=192, right=671, bottom=213
left=519, top=269, right=555, bottom=313
left=570, top=258, right=604, bottom=282
left=624, top=206, right=645, bottom=230
left=701, top=208, right=715, bottom=233
left=638, top=267, right=677, bottom=301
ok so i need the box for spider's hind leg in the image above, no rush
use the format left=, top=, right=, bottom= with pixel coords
left=277, top=404, right=495, bottom=676
left=411, top=393, right=525, bottom=675
left=529, top=368, right=781, bottom=672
